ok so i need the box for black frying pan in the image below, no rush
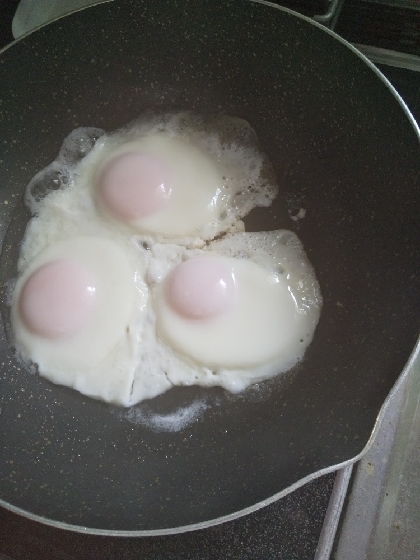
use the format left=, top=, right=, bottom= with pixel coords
left=0, top=0, right=419, bottom=535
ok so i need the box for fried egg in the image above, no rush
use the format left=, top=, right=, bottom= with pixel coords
left=11, top=235, right=147, bottom=406
left=9, top=112, right=322, bottom=409
left=128, top=230, right=322, bottom=401
left=24, top=113, right=278, bottom=248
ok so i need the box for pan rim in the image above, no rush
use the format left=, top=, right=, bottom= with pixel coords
left=1, top=0, right=419, bottom=536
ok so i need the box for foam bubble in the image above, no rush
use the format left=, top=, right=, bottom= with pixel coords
left=120, top=399, right=209, bottom=432
left=25, top=127, right=104, bottom=213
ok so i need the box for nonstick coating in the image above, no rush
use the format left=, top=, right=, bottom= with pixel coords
left=0, top=0, right=419, bottom=534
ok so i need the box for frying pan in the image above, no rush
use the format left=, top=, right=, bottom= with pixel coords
left=0, top=0, right=419, bottom=535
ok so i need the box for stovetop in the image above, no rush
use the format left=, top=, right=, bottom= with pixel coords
left=0, top=1, right=419, bottom=559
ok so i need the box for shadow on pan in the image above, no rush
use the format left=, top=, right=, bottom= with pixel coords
left=0, top=0, right=419, bottom=535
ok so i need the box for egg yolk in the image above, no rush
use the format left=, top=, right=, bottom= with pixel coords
left=165, top=257, right=235, bottom=320
left=96, top=151, right=173, bottom=220
left=19, top=260, right=96, bottom=339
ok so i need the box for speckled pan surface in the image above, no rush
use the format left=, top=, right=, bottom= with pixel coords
left=0, top=0, right=419, bottom=535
